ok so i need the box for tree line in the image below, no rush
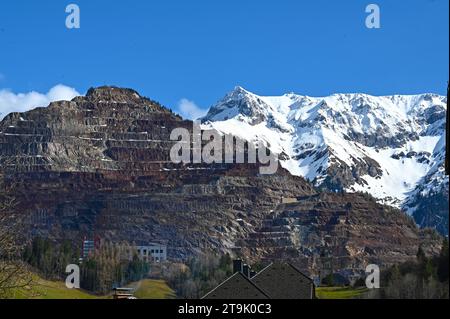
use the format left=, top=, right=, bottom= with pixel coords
left=163, top=253, right=233, bottom=298
left=364, top=240, right=449, bottom=299
left=0, top=170, right=33, bottom=298
left=22, top=237, right=150, bottom=295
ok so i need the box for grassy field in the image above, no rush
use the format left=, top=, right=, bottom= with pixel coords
left=128, top=279, right=176, bottom=299
left=9, top=276, right=175, bottom=299
left=316, top=287, right=368, bottom=299
left=10, top=276, right=101, bottom=299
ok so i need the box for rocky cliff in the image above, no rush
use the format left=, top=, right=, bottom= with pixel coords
left=0, top=86, right=442, bottom=276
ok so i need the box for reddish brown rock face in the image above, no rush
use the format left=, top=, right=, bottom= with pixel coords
left=236, top=193, right=441, bottom=277
left=0, top=86, right=441, bottom=276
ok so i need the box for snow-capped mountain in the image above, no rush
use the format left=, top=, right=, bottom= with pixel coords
left=201, top=86, right=448, bottom=234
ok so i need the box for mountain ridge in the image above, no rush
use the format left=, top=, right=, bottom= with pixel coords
left=0, top=86, right=442, bottom=278
left=202, top=87, right=448, bottom=234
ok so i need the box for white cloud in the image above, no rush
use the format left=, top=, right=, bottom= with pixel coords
left=0, top=84, right=80, bottom=120
left=177, top=98, right=207, bottom=120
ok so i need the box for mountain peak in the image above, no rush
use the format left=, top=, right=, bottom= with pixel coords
left=224, top=86, right=255, bottom=100
left=232, top=85, right=250, bottom=93
left=86, top=86, right=142, bottom=102
left=202, top=86, right=272, bottom=124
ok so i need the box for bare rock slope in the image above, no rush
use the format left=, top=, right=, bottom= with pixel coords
left=0, top=86, right=441, bottom=276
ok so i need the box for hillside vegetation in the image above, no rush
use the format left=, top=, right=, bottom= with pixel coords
left=9, top=275, right=175, bottom=299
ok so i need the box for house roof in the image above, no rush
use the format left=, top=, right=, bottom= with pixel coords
left=203, top=262, right=315, bottom=299
left=251, top=262, right=314, bottom=299
left=202, top=272, right=270, bottom=299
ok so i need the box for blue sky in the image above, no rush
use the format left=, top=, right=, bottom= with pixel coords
left=0, top=0, right=448, bottom=118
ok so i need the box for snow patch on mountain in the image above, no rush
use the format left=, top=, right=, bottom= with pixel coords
left=201, top=87, right=447, bottom=211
